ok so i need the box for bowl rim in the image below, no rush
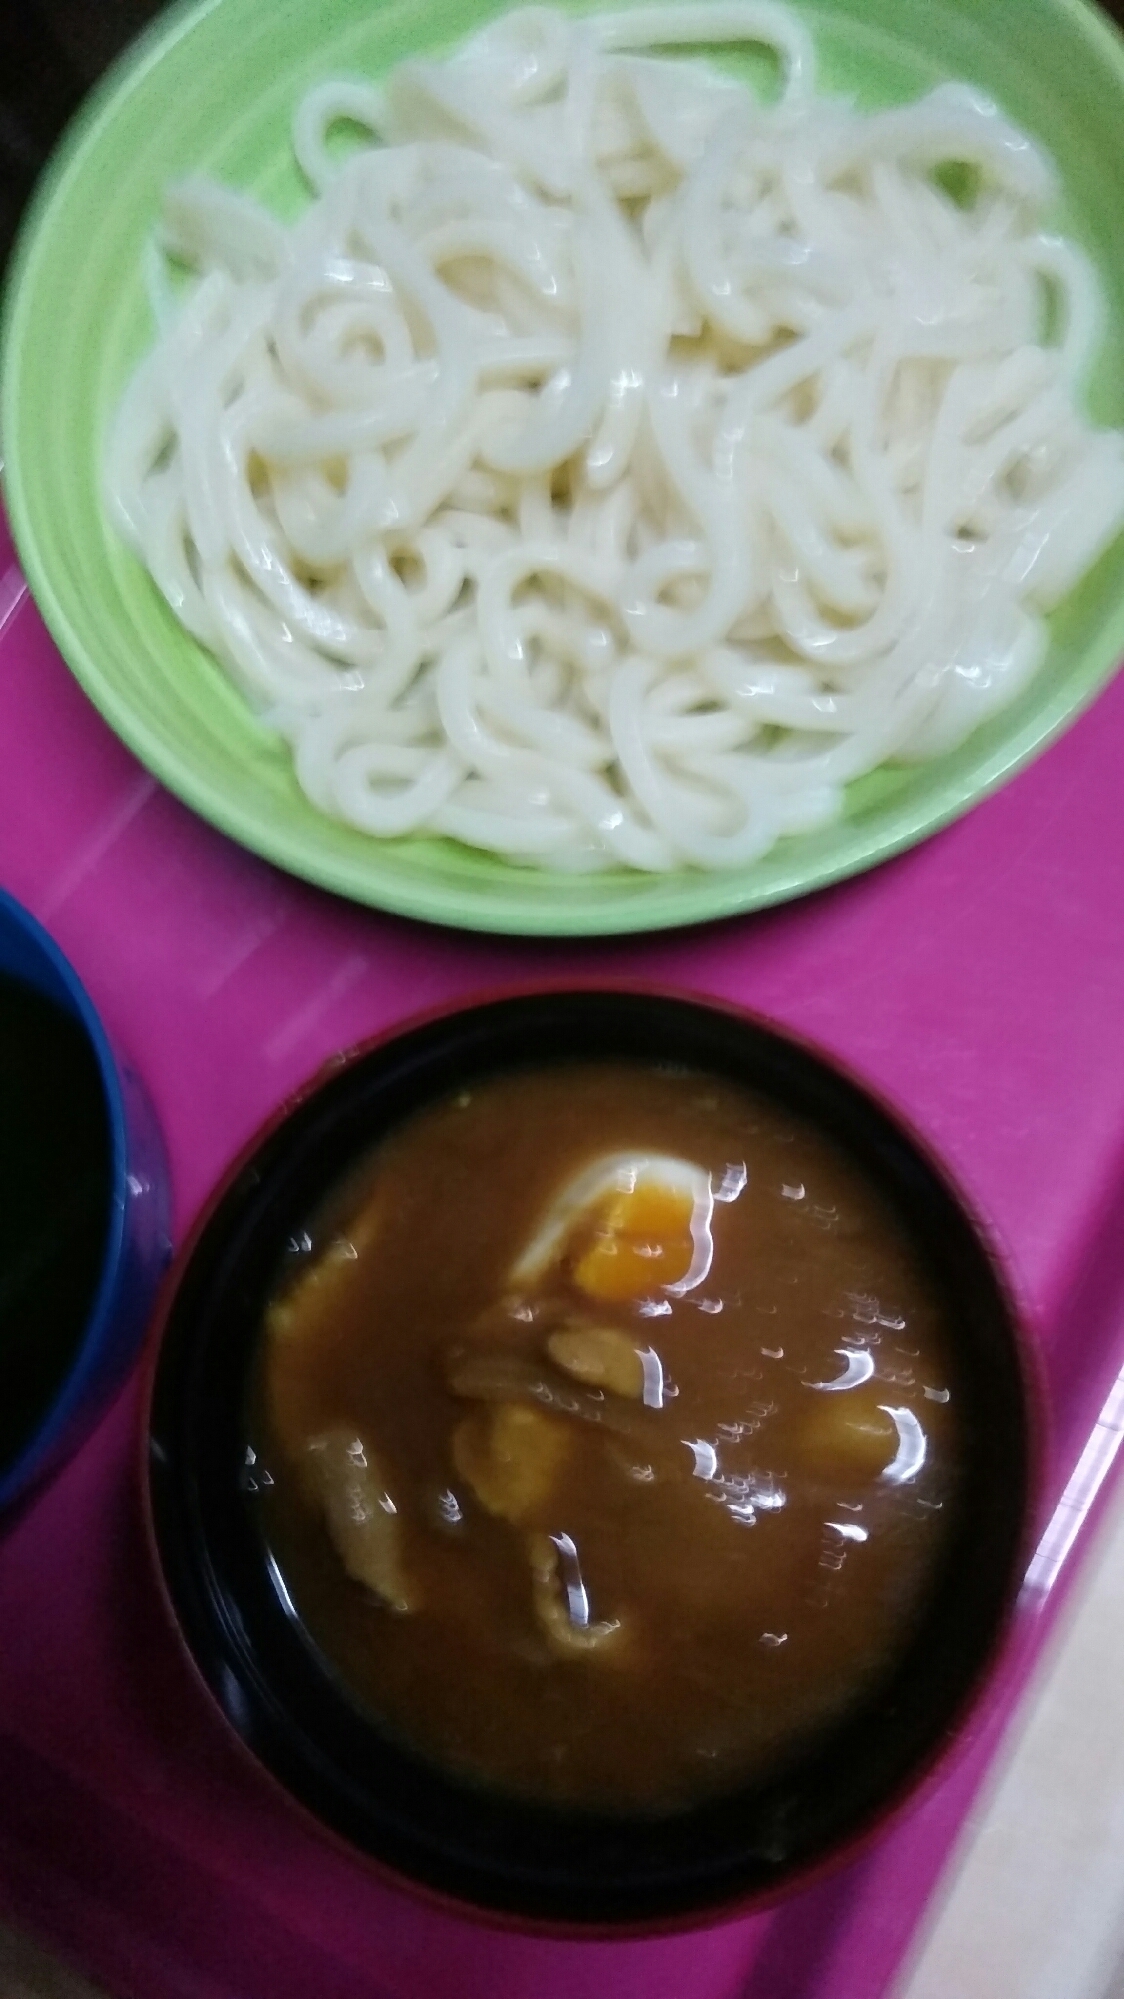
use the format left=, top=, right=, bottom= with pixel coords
left=138, top=978, right=1044, bottom=1934
left=0, top=886, right=137, bottom=1509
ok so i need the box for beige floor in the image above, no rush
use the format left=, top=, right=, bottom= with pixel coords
left=0, top=1924, right=105, bottom=1999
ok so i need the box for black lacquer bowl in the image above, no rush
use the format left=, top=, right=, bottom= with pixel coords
left=145, top=987, right=1033, bottom=1932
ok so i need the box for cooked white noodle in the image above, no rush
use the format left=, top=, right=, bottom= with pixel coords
left=106, top=2, right=1124, bottom=872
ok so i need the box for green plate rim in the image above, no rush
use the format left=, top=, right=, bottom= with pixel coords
left=4, top=0, right=1124, bottom=937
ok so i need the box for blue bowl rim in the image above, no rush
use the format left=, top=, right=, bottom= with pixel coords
left=0, top=885, right=132, bottom=1506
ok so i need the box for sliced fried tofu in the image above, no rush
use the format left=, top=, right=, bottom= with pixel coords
left=304, top=1427, right=418, bottom=1613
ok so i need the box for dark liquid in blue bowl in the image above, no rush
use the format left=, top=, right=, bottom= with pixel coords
left=0, top=975, right=110, bottom=1476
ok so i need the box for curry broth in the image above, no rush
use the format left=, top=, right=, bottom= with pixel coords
left=251, top=1061, right=965, bottom=1813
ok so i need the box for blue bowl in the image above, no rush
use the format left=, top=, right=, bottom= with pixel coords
left=0, top=887, right=171, bottom=1512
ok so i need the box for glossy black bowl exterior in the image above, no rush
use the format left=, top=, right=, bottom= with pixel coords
left=147, top=988, right=1031, bottom=1930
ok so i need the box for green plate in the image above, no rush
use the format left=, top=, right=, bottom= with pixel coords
left=4, top=0, right=1124, bottom=935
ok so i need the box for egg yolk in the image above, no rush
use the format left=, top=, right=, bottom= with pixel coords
left=572, top=1179, right=697, bottom=1302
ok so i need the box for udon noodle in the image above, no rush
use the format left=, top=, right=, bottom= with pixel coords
left=106, top=2, right=1124, bottom=871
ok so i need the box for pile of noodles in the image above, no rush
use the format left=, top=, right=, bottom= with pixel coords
left=106, top=1, right=1124, bottom=870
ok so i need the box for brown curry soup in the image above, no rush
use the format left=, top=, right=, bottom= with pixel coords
left=250, top=1058, right=966, bottom=1815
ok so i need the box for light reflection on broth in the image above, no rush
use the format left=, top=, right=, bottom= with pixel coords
left=250, top=1061, right=966, bottom=1814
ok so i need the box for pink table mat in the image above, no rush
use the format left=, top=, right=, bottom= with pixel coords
left=2, top=500, right=1123, bottom=1999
